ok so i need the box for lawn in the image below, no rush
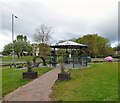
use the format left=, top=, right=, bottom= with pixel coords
left=50, top=62, right=118, bottom=101
left=2, top=66, right=52, bottom=97
left=2, top=56, right=41, bottom=63
left=0, top=66, right=2, bottom=99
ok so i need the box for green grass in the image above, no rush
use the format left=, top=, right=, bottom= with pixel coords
left=50, top=62, right=118, bottom=101
left=2, top=66, right=52, bottom=97
left=0, top=67, right=2, bottom=99
left=2, top=56, right=41, bottom=63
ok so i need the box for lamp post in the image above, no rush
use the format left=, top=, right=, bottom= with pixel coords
left=12, top=14, right=18, bottom=64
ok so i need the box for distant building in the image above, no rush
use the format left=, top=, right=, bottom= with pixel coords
left=32, top=43, right=39, bottom=56
left=114, top=50, right=120, bottom=55
left=0, top=54, right=3, bottom=57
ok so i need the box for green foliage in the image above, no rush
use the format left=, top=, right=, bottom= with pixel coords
left=50, top=62, right=118, bottom=101
left=57, top=49, right=66, bottom=57
left=32, top=56, right=37, bottom=63
left=74, top=37, right=81, bottom=43
left=38, top=43, right=51, bottom=66
left=26, top=59, right=32, bottom=72
left=58, top=56, right=65, bottom=74
left=33, top=24, right=53, bottom=65
left=2, top=43, right=12, bottom=55
left=75, top=34, right=114, bottom=57
left=17, top=35, right=27, bottom=42
left=38, top=43, right=51, bottom=58
left=58, top=56, right=64, bottom=63
left=60, top=63, right=65, bottom=74
left=2, top=35, right=32, bottom=58
left=116, top=44, right=120, bottom=51
left=14, top=40, right=32, bottom=57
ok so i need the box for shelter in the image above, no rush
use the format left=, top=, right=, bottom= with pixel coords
left=50, top=41, right=89, bottom=68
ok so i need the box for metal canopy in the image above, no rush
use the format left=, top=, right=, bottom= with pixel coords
left=51, top=41, right=88, bottom=48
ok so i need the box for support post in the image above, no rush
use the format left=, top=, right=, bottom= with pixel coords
left=72, top=49, right=75, bottom=68
left=12, top=14, right=14, bottom=64
left=12, top=14, right=17, bottom=65
left=73, top=55, right=74, bottom=68
left=53, top=47, right=56, bottom=67
left=65, top=47, right=68, bottom=64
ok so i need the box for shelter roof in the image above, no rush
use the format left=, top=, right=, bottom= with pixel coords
left=51, top=41, right=88, bottom=48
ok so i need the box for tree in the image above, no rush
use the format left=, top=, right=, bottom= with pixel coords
left=75, top=34, right=114, bottom=57
left=14, top=40, right=32, bottom=58
left=113, top=44, right=120, bottom=57
left=77, top=34, right=99, bottom=57
left=17, top=35, right=27, bottom=42
left=116, top=44, right=120, bottom=51
left=24, top=36, right=27, bottom=42
left=74, top=37, right=81, bottom=43
left=96, top=36, right=114, bottom=57
left=2, top=43, right=12, bottom=55
left=2, top=35, right=32, bottom=58
left=33, top=24, right=53, bottom=66
left=33, top=24, right=53, bottom=44
left=38, top=43, right=51, bottom=66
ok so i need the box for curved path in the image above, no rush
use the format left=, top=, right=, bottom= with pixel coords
left=3, top=68, right=60, bottom=101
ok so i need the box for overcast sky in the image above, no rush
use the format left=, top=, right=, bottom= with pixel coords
left=0, top=0, right=119, bottom=51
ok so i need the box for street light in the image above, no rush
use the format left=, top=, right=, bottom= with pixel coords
left=12, top=14, right=18, bottom=64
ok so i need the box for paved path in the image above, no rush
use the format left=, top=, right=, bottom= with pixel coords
left=3, top=68, right=60, bottom=101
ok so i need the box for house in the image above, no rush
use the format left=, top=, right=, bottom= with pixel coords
left=32, top=43, right=39, bottom=56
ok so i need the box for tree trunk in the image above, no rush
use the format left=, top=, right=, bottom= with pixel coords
left=17, top=52, right=20, bottom=58
left=40, top=57, right=47, bottom=66
left=20, top=52, right=23, bottom=57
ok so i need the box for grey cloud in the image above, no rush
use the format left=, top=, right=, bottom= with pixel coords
left=1, top=1, right=118, bottom=49
left=95, top=12, right=118, bottom=43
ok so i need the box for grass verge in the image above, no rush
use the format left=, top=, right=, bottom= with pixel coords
left=50, top=62, right=118, bottom=101
left=2, top=56, right=35, bottom=63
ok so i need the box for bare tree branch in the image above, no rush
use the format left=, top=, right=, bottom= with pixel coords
left=33, top=24, right=53, bottom=44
